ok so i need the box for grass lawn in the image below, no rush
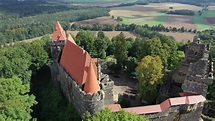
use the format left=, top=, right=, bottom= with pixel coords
left=122, top=13, right=168, bottom=26
left=193, top=10, right=215, bottom=31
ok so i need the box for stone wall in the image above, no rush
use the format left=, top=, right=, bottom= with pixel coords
left=50, top=41, right=65, bottom=61
left=182, top=79, right=208, bottom=96
left=50, top=62, right=60, bottom=88
left=145, top=103, right=204, bottom=121
left=57, top=63, right=105, bottom=116
left=180, top=103, right=204, bottom=121
left=100, top=74, right=114, bottom=105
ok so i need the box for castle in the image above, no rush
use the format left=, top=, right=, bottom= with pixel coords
left=50, top=21, right=114, bottom=115
left=50, top=21, right=213, bottom=120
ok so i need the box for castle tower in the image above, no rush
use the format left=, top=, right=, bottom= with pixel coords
left=84, top=61, right=100, bottom=94
left=51, top=21, right=67, bottom=61
left=50, top=21, right=114, bottom=116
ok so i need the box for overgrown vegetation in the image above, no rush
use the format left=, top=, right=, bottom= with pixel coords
left=0, top=37, right=50, bottom=120
left=84, top=108, right=149, bottom=121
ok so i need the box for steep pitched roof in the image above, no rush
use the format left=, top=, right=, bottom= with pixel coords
left=67, top=33, right=76, bottom=45
left=52, top=21, right=66, bottom=41
left=60, top=39, right=98, bottom=85
left=84, top=61, right=100, bottom=94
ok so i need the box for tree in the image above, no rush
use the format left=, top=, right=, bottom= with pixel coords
left=117, top=17, right=123, bottom=21
left=76, top=30, right=96, bottom=55
left=0, top=47, right=32, bottom=84
left=125, top=57, right=138, bottom=73
left=27, top=40, right=50, bottom=74
left=114, top=32, right=128, bottom=69
left=0, top=76, right=37, bottom=120
left=84, top=108, right=149, bottom=121
left=40, top=82, right=81, bottom=121
left=142, top=37, right=170, bottom=69
left=94, top=32, right=109, bottom=58
left=129, top=37, right=145, bottom=57
left=97, top=31, right=105, bottom=39
left=135, top=55, right=164, bottom=104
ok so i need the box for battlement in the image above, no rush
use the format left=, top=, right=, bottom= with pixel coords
left=56, top=63, right=106, bottom=115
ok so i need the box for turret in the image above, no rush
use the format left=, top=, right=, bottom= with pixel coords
left=50, top=21, right=67, bottom=61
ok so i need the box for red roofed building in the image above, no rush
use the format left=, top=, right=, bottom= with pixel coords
left=52, top=21, right=66, bottom=41
left=50, top=21, right=114, bottom=116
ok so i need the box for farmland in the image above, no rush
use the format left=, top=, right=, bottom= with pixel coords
left=75, top=16, right=119, bottom=25
left=160, top=32, right=195, bottom=42
left=109, top=3, right=215, bottom=31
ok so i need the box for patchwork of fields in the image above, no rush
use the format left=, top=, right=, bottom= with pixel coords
left=110, top=3, right=215, bottom=31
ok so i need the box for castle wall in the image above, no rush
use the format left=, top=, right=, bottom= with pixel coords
left=50, top=41, right=65, bottom=60
left=180, top=103, right=204, bottom=121
left=146, top=106, right=179, bottom=121
left=143, top=102, right=204, bottom=121
left=50, top=62, right=60, bottom=88
left=100, top=74, right=114, bottom=105
left=182, top=80, right=208, bottom=96
left=57, top=63, right=105, bottom=115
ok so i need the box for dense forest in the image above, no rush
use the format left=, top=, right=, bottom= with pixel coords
left=0, top=1, right=110, bottom=44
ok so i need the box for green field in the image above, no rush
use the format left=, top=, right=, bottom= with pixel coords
left=120, top=10, right=215, bottom=31
left=194, top=10, right=215, bottom=31
left=122, top=13, right=169, bottom=26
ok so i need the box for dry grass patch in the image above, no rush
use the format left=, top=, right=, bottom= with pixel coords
left=160, top=32, right=195, bottom=43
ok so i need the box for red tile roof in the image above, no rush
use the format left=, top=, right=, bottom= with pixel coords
left=124, top=105, right=162, bottom=114
left=60, top=39, right=98, bottom=85
left=52, top=21, right=66, bottom=41
left=84, top=61, right=100, bottom=94
left=111, top=94, right=206, bottom=115
left=169, top=97, right=187, bottom=106
left=179, top=92, right=198, bottom=97
left=92, top=58, right=98, bottom=66
left=105, top=104, right=121, bottom=112
left=67, top=33, right=76, bottom=45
